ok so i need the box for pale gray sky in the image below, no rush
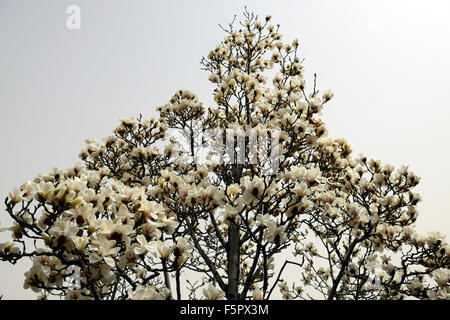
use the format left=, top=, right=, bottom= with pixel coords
left=1, top=0, right=449, bottom=299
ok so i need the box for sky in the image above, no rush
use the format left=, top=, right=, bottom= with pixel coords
left=0, top=0, right=449, bottom=299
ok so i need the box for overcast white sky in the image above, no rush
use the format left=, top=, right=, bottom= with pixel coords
left=0, top=0, right=449, bottom=299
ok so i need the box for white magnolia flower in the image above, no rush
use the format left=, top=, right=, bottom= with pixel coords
left=69, top=203, right=95, bottom=226
left=97, top=263, right=116, bottom=285
left=99, top=220, right=133, bottom=248
left=65, top=290, right=90, bottom=300
left=174, top=237, right=193, bottom=266
left=432, top=269, right=450, bottom=288
left=322, top=89, right=334, bottom=101
left=138, top=200, right=162, bottom=222
left=256, top=214, right=276, bottom=229
left=292, top=182, right=308, bottom=198
left=48, top=220, right=79, bottom=247
left=264, top=225, right=287, bottom=244
left=133, top=234, right=156, bottom=256
left=8, top=188, right=24, bottom=204
left=161, top=216, right=179, bottom=234
left=252, top=285, right=263, bottom=300
left=203, top=283, right=224, bottom=300
left=23, top=266, right=48, bottom=293
left=89, top=235, right=120, bottom=267
left=141, top=221, right=162, bottom=240
left=226, top=184, right=241, bottom=197
left=221, top=204, right=240, bottom=224
left=114, top=204, right=134, bottom=222
left=0, top=241, right=20, bottom=254
left=20, top=181, right=35, bottom=201
left=243, top=177, right=265, bottom=203
left=427, top=287, right=450, bottom=300
left=150, top=240, right=174, bottom=260
left=71, top=236, right=89, bottom=253
left=128, top=285, right=167, bottom=300
left=425, top=231, right=445, bottom=246
left=34, top=181, right=54, bottom=202
left=289, top=166, right=307, bottom=180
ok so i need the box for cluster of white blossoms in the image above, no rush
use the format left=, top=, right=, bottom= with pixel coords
left=157, top=90, right=205, bottom=128
left=1, top=10, right=448, bottom=300
left=79, top=116, right=168, bottom=187
left=1, top=165, right=194, bottom=300
left=427, top=268, right=450, bottom=299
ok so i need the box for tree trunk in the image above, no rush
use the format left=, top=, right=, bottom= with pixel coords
left=227, top=223, right=240, bottom=300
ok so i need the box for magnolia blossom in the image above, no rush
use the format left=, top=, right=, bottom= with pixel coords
left=65, top=289, right=91, bottom=300
left=226, top=184, right=241, bottom=197
left=203, top=283, right=224, bottom=300
left=133, top=234, right=156, bottom=256
left=69, top=203, right=95, bottom=226
left=151, top=240, right=174, bottom=260
left=256, top=214, right=276, bottom=229
left=173, top=237, right=193, bottom=267
left=265, top=225, right=287, bottom=244
left=48, top=220, right=79, bottom=248
left=33, top=181, right=54, bottom=202
left=221, top=204, right=240, bottom=224
left=8, top=188, right=24, bottom=204
left=0, top=241, right=20, bottom=255
left=71, top=236, right=89, bottom=253
left=322, top=89, right=334, bottom=102
left=128, top=284, right=168, bottom=300
left=252, top=285, right=263, bottom=300
left=432, top=269, right=450, bottom=288
left=242, top=177, right=265, bottom=203
left=89, top=235, right=120, bottom=267
left=23, top=266, right=48, bottom=293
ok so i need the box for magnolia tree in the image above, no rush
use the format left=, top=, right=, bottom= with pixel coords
left=1, top=10, right=449, bottom=300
